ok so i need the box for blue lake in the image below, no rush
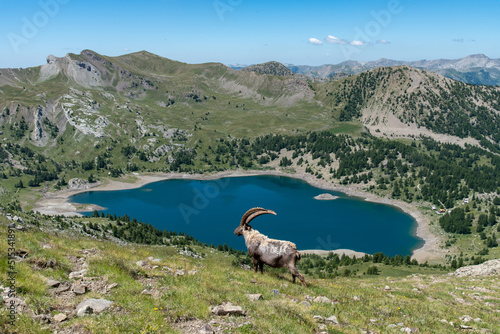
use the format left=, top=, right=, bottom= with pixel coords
left=70, top=175, right=424, bottom=256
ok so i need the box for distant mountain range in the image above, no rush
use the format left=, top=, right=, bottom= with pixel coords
left=0, top=50, right=498, bottom=158
left=230, top=54, right=500, bottom=86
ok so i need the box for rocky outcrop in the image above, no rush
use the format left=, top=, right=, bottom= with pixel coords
left=450, top=259, right=500, bottom=277
left=40, top=54, right=103, bottom=88
left=68, top=178, right=90, bottom=190
left=314, top=193, right=339, bottom=200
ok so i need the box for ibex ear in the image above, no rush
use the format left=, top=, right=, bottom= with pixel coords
left=245, top=224, right=252, bottom=230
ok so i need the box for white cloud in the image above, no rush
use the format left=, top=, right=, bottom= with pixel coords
left=452, top=38, right=464, bottom=43
left=350, top=40, right=367, bottom=46
left=308, top=37, right=323, bottom=45
left=325, top=35, right=346, bottom=45
left=376, top=39, right=390, bottom=44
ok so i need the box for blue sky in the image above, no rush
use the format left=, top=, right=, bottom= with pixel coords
left=0, top=0, right=498, bottom=68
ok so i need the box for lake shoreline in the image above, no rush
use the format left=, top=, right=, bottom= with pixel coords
left=34, top=169, right=444, bottom=262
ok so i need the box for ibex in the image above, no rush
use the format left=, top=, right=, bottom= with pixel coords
left=234, top=207, right=306, bottom=286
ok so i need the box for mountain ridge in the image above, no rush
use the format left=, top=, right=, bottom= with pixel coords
left=0, top=49, right=499, bottom=157
left=232, top=54, right=500, bottom=86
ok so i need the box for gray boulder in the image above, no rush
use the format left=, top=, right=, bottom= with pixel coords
left=76, top=298, right=113, bottom=317
left=46, top=279, right=60, bottom=287
left=314, top=296, right=331, bottom=303
left=451, top=259, right=500, bottom=277
left=211, top=302, right=245, bottom=316
left=326, top=315, right=339, bottom=324
left=247, top=294, right=263, bottom=301
left=69, top=269, right=87, bottom=279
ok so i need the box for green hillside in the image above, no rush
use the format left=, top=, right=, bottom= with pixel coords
left=1, top=212, right=499, bottom=334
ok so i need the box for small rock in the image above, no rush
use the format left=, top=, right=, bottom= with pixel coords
left=147, top=257, right=154, bottom=261
left=106, top=283, right=118, bottom=290
left=152, top=265, right=159, bottom=270
left=385, top=285, right=391, bottom=291
left=473, top=318, right=481, bottom=322
left=353, top=296, right=360, bottom=301
left=141, top=289, right=152, bottom=295
left=176, top=269, right=185, bottom=276
left=211, top=302, right=245, bottom=316
left=53, top=313, right=67, bottom=322
left=318, top=324, right=327, bottom=331
left=71, top=283, right=87, bottom=295
left=313, top=315, right=324, bottom=321
left=460, top=325, right=472, bottom=330
left=76, top=298, right=113, bottom=315
left=69, top=269, right=87, bottom=279
left=271, top=289, right=280, bottom=295
left=300, top=301, right=311, bottom=308
left=314, top=296, right=331, bottom=303
left=136, top=260, right=148, bottom=267
left=152, top=258, right=161, bottom=263
left=198, top=324, right=214, bottom=334
left=32, top=314, right=51, bottom=324
left=46, top=279, right=60, bottom=288
left=460, top=315, right=473, bottom=323
left=247, top=294, right=263, bottom=301
left=77, top=305, right=93, bottom=317
left=55, top=284, right=71, bottom=293
left=188, top=269, right=197, bottom=275
left=388, top=324, right=397, bottom=328
left=250, top=279, right=257, bottom=284
left=325, top=315, right=339, bottom=325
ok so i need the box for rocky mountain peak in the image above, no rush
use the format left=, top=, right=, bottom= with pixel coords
left=241, top=61, right=295, bottom=76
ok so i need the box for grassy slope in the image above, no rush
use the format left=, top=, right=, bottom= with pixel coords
left=1, top=215, right=499, bottom=334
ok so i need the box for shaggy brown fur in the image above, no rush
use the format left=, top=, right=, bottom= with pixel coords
left=234, top=207, right=306, bottom=286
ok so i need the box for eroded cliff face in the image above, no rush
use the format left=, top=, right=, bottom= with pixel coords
left=39, top=53, right=103, bottom=88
